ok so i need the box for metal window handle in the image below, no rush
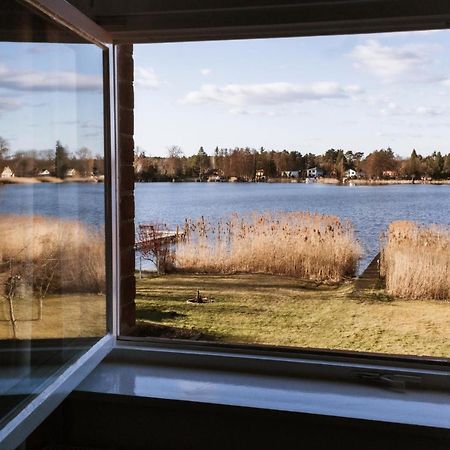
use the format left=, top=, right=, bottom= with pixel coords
left=353, top=370, right=423, bottom=390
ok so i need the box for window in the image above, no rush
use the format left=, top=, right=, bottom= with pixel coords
left=1, top=1, right=450, bottom=447
left=0, top=0, right=112, bottom=443
left=130, top=33, right=450, bottom=360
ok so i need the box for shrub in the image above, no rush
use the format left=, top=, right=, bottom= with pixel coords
left=381, top=221, right=450, bottom=300
left=175, top=211, right=361, bottom=282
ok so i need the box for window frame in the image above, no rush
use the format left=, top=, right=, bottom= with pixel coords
left=0, top=1, right=117, bottom=448
left=121, top=32, right=450, bottom=381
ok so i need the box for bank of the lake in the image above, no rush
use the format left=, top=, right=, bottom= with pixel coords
left=135, top=182, right=450, bottom=271
left=1, top=181, right=449, bottom=271
left=0, top=176, right=103, bottom=185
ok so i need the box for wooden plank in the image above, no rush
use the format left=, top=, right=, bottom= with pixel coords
left=354, top=253, right=385, bottom=291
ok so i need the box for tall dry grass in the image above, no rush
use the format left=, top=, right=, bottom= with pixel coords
left=381, top=221, right=450, bottom=300
left=175, top=212, right=362, bottom=282
left=0, top=215, right=105, bottom=294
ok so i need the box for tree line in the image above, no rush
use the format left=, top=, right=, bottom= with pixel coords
left=0, top=138, right=104, bottom=178
left=135, top=146, right=450, bottom=181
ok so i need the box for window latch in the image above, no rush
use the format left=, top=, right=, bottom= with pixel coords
left=352, top=370, right=423, bottom=391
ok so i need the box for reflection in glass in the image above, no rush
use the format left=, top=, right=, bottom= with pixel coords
left=0, top=0, right=106, bottom=430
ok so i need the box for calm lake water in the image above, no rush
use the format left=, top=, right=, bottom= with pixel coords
left=1, top=182, right=449, bottom=272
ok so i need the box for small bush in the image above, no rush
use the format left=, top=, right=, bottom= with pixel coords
left=175, top=211, right=361, bottom=282
left=381, top=221, right=450, bottom=300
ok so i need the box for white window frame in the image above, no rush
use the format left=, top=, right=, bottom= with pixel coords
left=0, top=1, right=117, bottom=448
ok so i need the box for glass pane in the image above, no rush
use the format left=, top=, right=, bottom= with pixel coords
left=131, top=33, right=450, bottom=358
left=0, top=0, right=106, bottom=429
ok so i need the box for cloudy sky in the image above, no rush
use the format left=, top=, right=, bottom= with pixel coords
left=134, top=30, right=450, bottom=157
left=1, top=30, right=450, bottom=158
left=0, top=42, right=104, bottom=155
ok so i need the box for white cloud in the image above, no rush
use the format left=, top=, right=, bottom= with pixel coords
left=0, top=97, right=22, bottom=113
left=349, top=39, right=433, bottom=80
left=200, top=68, right=212, bottom=76
left=414, top=106, right=443, bottom=116
left=441, top=78, right=450, bottom=87
left=134, top=67, right=160, bottom=89
left=0, top=64, right=102, bottom=91
left=379, top=101, right=444, bottom=117
left=181, top=81, right=361, bottom=107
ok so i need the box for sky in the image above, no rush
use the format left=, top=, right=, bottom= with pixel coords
left=2, top=30, right=450, bottom=158
left=134, top=30, right=450, bottom=158
left=0, top=42, right=104, bottom=156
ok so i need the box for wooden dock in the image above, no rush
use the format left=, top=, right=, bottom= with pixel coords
left=354, top=253, right=385, bottom=291
left=135, top=225, right=183, bottom=250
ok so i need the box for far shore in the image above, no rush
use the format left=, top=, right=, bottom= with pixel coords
left=135, top=177, right=450, bottom=185
left=3, top=175, right=449, bottom=186
left=0, top=176, right=104, bottom=185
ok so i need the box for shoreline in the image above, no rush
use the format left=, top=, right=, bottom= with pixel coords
left=0, top=176, right=104, bottom=185
left=2, top=177, right=449, bottom=186
left=135, top=178, right=450, bottom=185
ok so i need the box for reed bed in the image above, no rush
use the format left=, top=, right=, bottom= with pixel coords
left=381, top=221, right=450, bottom=300
left=175, top=212, right=362, bottom=282
left=0, top=215, right=105, bottom=294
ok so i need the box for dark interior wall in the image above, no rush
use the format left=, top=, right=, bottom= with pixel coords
left=23, top=392, right=450, bottom=450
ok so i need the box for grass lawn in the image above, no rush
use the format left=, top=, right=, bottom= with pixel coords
left=0, top=294, right=106, bottom=339
left=135, top=273, right=450, bottom=358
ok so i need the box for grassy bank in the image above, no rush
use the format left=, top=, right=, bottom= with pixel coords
left=175, top=212, right=361, bottom=282
left=0, top=293, right=106, bottom=339
left=135, top=273, right=450, bottom=357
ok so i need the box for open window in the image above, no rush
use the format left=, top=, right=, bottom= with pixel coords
left=0, top=1, right=114, bottom=446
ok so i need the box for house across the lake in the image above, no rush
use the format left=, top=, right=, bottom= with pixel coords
left=65, top=168, right=78, bottom=177
left=306, top=167, right=323, bottom=178
left=344, top=168, right=357, bottom=178
left=1, top=166, right=15, bottom=178
left=281, top=170, right=300, bottom=178
left=38, top=169, right=51, bottom=176
left=382, top=170, right=397, bottom=178
left=207, top=174, right=223, bottom=182
left=255, top=168, right=266, bottom=181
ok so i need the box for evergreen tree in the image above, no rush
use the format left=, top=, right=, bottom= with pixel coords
left=55, top=140, right=69, bottom=178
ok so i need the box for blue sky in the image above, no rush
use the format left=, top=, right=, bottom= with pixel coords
left=0, top=42, right=104, bottom=156
left=134, top=30, right=450, bottom=157
left=1, top=31, right=450, bottom=158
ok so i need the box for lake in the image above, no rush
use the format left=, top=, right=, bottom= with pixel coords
left=1, top=182, right=449, bottom=272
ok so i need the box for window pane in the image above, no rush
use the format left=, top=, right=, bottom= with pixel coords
left=0, top=0, right=106, bottom=428
left=131, top=34, right=450, bottom=358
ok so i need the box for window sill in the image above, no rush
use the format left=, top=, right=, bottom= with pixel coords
left=76, top=342, right=450, bottom=430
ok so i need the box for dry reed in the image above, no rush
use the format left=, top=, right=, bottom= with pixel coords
left=175, top=212, right=361, bottom=282
left=381, top=221, right=450, bottom=300
left=0, top=215, right=105, bottom=294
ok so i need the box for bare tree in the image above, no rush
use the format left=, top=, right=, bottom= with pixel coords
left=166, top=145, right=184, bottom=178
left=0, top=136, right=9, bottom=160
left=2, top=275, right=19, bottom=338
left=137, top=223, right=176, bottom=274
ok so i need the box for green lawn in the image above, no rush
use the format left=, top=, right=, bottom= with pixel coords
left=135, top=273, right=450, bottom=358
left=0, top=294, right=106, bottom=339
